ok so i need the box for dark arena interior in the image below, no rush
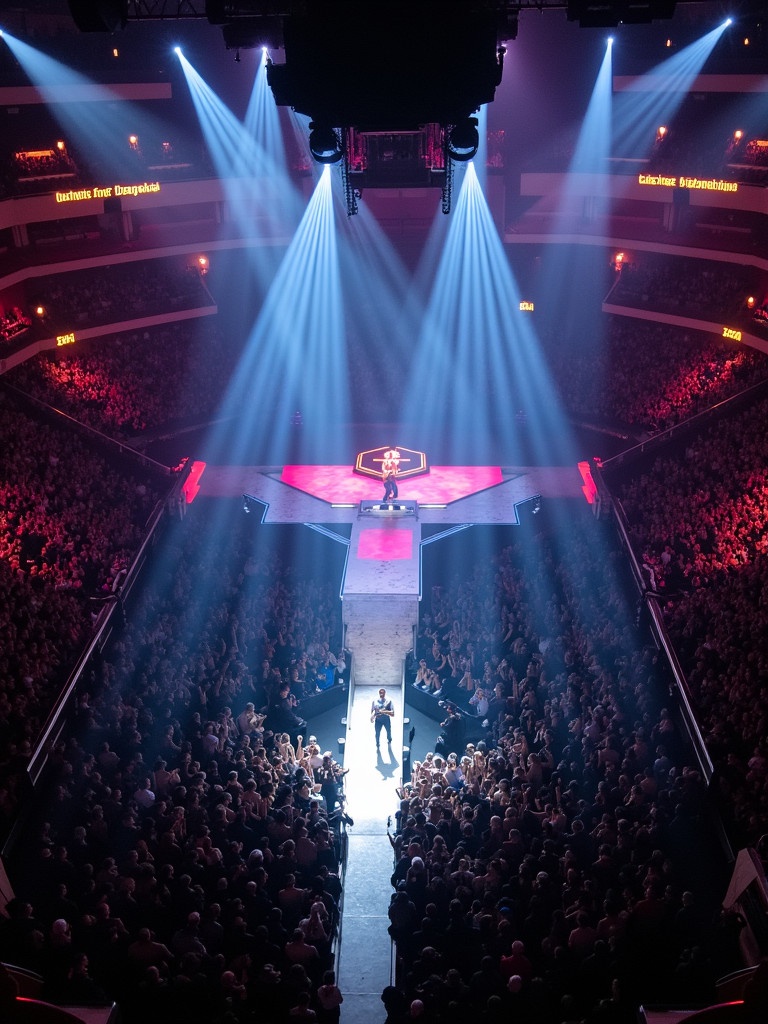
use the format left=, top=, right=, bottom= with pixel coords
left=2, top=1, right=768, bottom=1022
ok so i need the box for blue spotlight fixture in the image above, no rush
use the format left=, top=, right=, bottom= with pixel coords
left=308, top=122, right=343, bottom=164
left=174, top=46, right=182, bottom=55
left=447, top=118, right=479, bottom=162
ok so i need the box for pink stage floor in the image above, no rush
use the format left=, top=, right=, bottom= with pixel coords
left=277, top=465, right=511, bottom=505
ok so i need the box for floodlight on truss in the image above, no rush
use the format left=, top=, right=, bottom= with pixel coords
left=446, top=118, right=479, bottom=162
left=308, top=122, right=344, bottom=165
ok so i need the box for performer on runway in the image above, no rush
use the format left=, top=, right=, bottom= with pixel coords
left=381, top=448, right=400, bottom=501
left=371, top=688, right=394, bottom=750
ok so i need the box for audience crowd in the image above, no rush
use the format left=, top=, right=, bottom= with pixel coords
left=5, top=246, right=768, bottom=448
left=2, top=461, right=750, bottom=1024
left=0, top=390, right=166, bottom=830
left=10, top=305, right=767, bottom=445
left=1, top=146, right=767, bottom=1024
left=0, top=352, right=765, bottom=1023
left=31, top=258, right=213, bottom=330
left=608, top=255, right=755, bottom=323
left=13, top=147, right=78, bottom=184
left=614, top=390, right=768, bottom=848
left=6, top=322, right=239, bottom=439
left=382, top=508, right=753, bottom=1024
left=343, top=308, right=768, bottom=440
left=723, top=136, right=768, bottom=185
left=541, top=316, right=768, bottom=435
left=0, top=307, right=32, bottom=345
left=635, top=102, right=768, bottom=188
left=0, top=135, right=204, bottom=199
left=0, top=391, right=162, bottom=590
left=1, top=499, right=346, bottom=1024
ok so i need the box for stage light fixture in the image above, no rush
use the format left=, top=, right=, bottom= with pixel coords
left=447, top=118, right=479, bottom=162
left=567, top=0, right=676, bottom=27
left=309, top=122, right=343, bottom=164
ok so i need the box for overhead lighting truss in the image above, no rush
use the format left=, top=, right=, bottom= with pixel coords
left=70, top=0, right=712, bottom=31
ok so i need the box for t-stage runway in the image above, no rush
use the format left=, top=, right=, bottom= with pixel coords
left=187, top=456, right=588, bottom=1020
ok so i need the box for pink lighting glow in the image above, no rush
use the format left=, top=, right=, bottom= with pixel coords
left=357, top=528, right=414, bottom=561
left=279, top=465, right=505, bottom=504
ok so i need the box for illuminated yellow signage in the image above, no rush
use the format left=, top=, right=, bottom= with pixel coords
left=55, top=181, right=162, bottom=204
left=519, top=301, right=534, bottom=312
left=722, top=326, right=742, bottom=341
left=639, top=173, right=677, bottom=187
left=638, top=173, right=738, bottom=193
left=56, top=332, right=76, bottom=347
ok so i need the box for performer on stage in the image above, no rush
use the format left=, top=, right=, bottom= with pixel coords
left=382, top=448, right=400, bottom=501
left=371, top=688, right=394, bottom=750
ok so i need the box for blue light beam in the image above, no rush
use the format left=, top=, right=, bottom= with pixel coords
left=204, top=166, right=350, bottom=465
left=335, top=199, right=425, bottom=428
left=2, top=32, right=178, bottom=182
left=176, top=50, right=300, bottom=243
left=612, top=22, right=730, bottom=160
left=403, top=164, right=577, bottom=466
left=569, top=38, right=613, bottom=176
left=531, top=41, right=614, bottom=352
left=244, top=47, right=287, bottom=171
